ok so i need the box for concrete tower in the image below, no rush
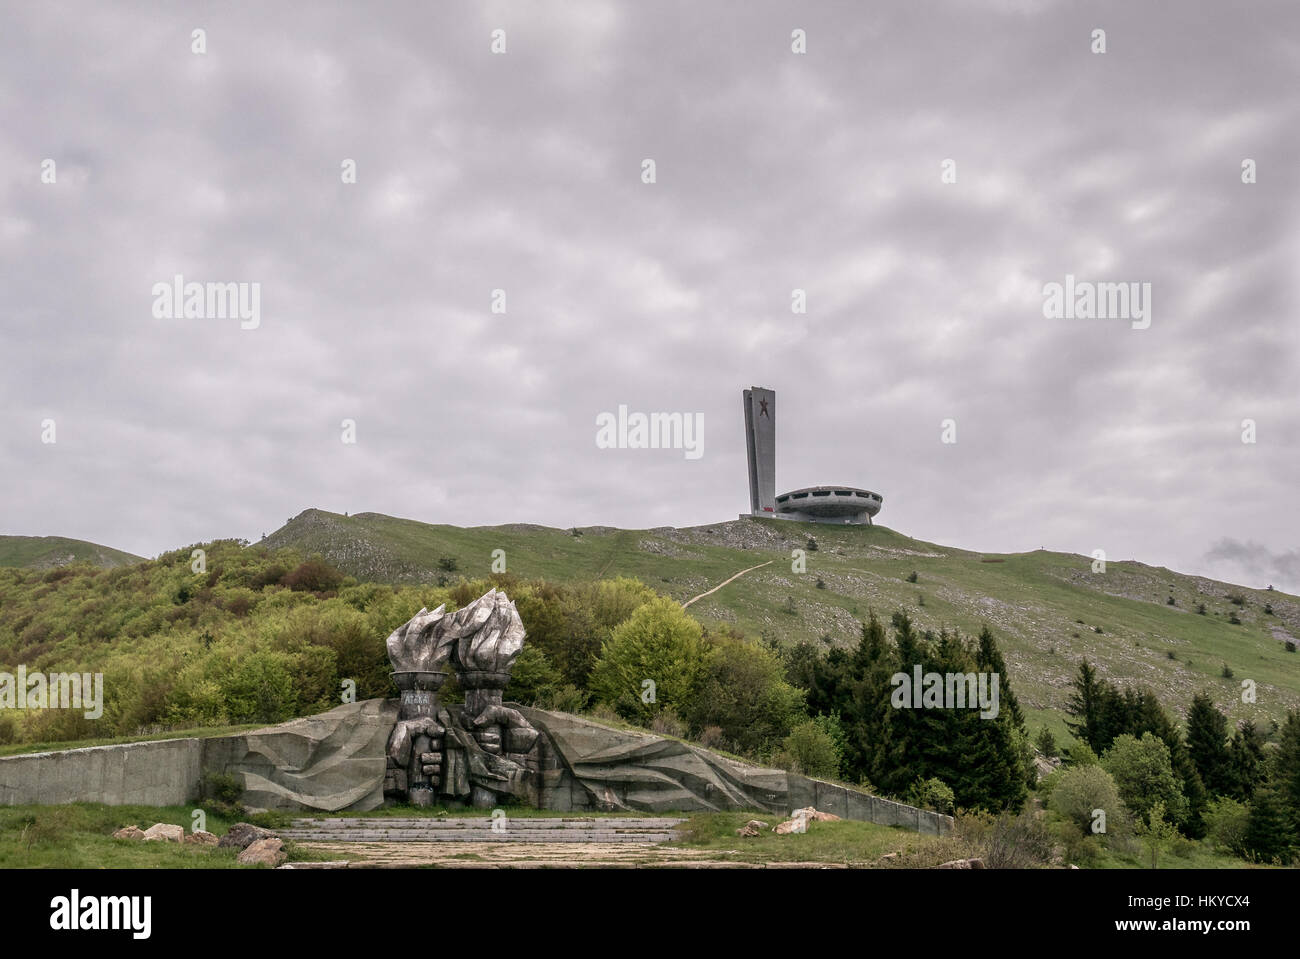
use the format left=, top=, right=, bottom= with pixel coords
left=743, top=387, right=777, bottom=515
left=742, top=386, right=884, bottom=525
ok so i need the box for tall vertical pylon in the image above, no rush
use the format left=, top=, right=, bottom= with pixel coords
left=743, top=387, right=777, bottom=515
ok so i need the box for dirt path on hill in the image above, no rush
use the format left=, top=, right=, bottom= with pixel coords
left=682, top=560, right=774, bottom=609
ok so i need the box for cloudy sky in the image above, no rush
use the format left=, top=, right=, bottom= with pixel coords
left=3, top=0, right=1297, bottom=592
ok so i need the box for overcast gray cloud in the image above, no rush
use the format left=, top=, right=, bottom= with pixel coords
left=2, top=0, right=1297, bottom=592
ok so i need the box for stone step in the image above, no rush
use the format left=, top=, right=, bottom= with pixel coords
left=277, top=816, right=686, bottom=844
left=279, top=833, right=680, bottom=844
left=288, top=817, right=685, bottom=828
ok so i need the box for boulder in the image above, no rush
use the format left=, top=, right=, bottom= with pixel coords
left=142, top=823, right=184, bottom=843
left=112, top=825, right=146, bottom=841
left=774, top=817, right=808, bottom=835
left=218, top=822, right=277, bottom=850
left=792, top=806, right=840, bottom=822
left=735, top=820, right=769, bottom=837
left=237, top=837, right=287, bottom=867
left=937, top=857, right=985, bottom=869
left=184, top=830, right=219, bottom=846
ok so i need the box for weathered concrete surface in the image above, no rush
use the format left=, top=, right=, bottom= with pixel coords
left=0, top=699, right=949, bottom=836
left=202, top=699, right=399, bottom=813
left=0, top=699, right=396, bottom=812
left=519, top=707, right=951, bottom=835
left=0, top=737, right=203, bottom=806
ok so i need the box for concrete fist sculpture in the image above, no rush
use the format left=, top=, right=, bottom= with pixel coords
left=383, top=589, right=540, bottom=808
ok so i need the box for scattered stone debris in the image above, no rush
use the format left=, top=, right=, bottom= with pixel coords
left=218, top=822, right=278, bottom=851
left=792, top=806, right=841, bottom=823
left=772, top=807, right=840, bottom=834
left=184, top=830, right=219, bottom=846
left=936, top=858, right=985, bottom=869
left=142, top=823, right=184, bottom=843
left=237, top=838, right=287, bottom=867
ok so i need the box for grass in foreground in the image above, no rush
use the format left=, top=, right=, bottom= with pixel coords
left=668, top=811, right=949, bottom=865
left=0, top=803, right=348, bottom=868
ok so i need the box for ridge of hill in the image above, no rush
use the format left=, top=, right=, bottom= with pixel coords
left=260, top=509, right=1300, bottom=735
left=0, top=536, right=144, bottom=570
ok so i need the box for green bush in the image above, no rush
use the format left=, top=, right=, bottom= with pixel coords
left=683, top=631, right=805, bottom=757
left=775, top=719, right=841, bottom=779
left=1203, top=796, right=1250, bottom=857
left=1102, top=733, right=1188, bottom=827
left=906, top=777, right=956, bottom=815
left=588, top=597, right=710, bottom=724
left=1048, top=764, right=1123, bottom=833
left=281, top=559, right=344, bottom=593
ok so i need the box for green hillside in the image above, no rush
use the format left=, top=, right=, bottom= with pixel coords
left=0, top=536, right=143, bottom=570
left=263, top=509, right=1300, bottom=736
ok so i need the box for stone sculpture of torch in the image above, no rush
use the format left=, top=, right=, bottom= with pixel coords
left=445, top=589, right=536, bottom=760
left=385, top=605, right=455, bottom=806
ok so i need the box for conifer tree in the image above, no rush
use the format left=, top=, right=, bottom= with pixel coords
left=1186, top=692, right=1232, bottom=796
left=1243, top=778, right=1295, bottom=863
left=1227, top=720, right=1266, bottom=801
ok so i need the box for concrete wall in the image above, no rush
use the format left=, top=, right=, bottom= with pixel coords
left=0, top=738, right=204, bottom=807
left=0, top=705, right=952, bottom=838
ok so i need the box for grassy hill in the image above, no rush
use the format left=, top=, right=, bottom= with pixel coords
left=0, top=536, right=143, bottom=570
left=263, top=509, right=1300, bottom=737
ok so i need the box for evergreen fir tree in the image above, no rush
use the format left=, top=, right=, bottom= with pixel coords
left=1243, top=778, right=1295, bottom=863
left=1273, top=710, right=1300, bottom=838
left=1186, top=692, right=1232, bottom=796
left=1065, top=660, right=1107, bottom=754
left=1227, top=720, right=1266, bottom=801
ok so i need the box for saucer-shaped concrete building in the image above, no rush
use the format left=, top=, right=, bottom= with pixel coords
left=742, top=387, right=883, bottom=526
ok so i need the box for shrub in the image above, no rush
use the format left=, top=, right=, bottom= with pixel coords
left=1228, top=612, right=1242, bottom=625
left=503, top=644, right=562, bottom=705
left=906, top=571, right=918, bottom=584
left=201, top=771, right=245, bottom=805
left=588, top=597, right=710, bottom=724
left=906, top=777, right=955, bottom=815
left=805, top=537, right=818, bottom=552
left=815, top=578, right=827, bottom=590
left=281, top=559, right=344, bottom=593
left=697, top=725, right=724, bottom=750
left=1048, top=764, right=1123, bottom=833
left=1196, top=603, right=1207, bottom=615
left=649, top=707, right=687, bottom=739
left=1221, top=663, right=1234, bottom=679
left=981, top=809, right=1055, bottom=869
left=537, top=683, right=588, bottom=714
left=684, top=632, right=804, bottom=757
left=1035, top=726, right=1058, bottom=759
left=1102, top=733, right=1188, bottom=827
left=776, top=719, right=841, bottom=779
left=1203, top=796, right=1250, bottom=856
left=437, top=556, right=459, bottom=572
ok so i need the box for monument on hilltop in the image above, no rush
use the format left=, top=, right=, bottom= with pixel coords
left=742, top=386, right=883, bottom=525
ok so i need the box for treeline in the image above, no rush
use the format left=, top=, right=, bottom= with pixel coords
left=1045, top=660, right=1300, bottom=864
left=783, top=611, right=1033, bottom=814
